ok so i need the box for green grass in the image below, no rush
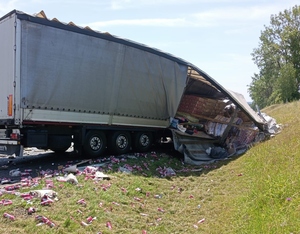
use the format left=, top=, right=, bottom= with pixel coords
left=1, top=101, right=300, bottom=233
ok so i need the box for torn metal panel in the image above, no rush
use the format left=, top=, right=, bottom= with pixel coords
left=171, top=129, right=222, bottom=165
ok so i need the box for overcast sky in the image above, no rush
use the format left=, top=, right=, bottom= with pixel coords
left=1, top=0, right=299, bottom=101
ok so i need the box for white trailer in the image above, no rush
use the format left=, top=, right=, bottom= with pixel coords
left=0, top=10, right=267, bottom=161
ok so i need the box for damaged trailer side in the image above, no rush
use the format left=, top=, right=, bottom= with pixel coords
left=171, top=66, right=279, bottom=165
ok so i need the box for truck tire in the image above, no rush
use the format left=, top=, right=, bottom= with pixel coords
left=133, top=132, right=153, bottom=152
left=83, top=130, right=107, bottom=157
left=109, top=131, right=131, bottom=155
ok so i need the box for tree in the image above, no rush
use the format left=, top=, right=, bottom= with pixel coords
left=278, top=63, right=298, bottom=102
left=249, top=5, right=300, bottom=108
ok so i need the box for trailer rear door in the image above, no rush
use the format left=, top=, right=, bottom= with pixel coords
left=0, top=13, right=16, bottom=123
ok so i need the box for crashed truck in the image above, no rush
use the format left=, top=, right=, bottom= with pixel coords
left=0, top=10, right=278, bottom=165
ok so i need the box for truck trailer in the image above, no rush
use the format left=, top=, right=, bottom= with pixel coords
left=0, top=10, right=270, bottom=163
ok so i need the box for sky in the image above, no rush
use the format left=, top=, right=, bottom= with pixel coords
left=0, top=0, right=299, bottom=101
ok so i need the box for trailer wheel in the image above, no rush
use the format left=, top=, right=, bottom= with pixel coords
left=109, top=131, right=131, bottom=155
left=133, top=132, right=153, bottom=152
left=83, top=131, right=107, bottom=157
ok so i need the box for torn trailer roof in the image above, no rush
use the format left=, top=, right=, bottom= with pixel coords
left=0, top=10, right=280, bottom=164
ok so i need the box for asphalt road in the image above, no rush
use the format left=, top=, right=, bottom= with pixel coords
left=0, top=147, right=81, bottom=182
left=0, top=143, right=175, bottom=185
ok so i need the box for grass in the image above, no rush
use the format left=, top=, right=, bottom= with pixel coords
left=1, top=101, right=300, bottom=233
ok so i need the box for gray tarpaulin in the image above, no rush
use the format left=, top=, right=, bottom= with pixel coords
left=226, top=90, right=266, bottom=129
left=20, top=21, right=187, bottom=121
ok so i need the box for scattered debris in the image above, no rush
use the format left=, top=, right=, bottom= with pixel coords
left=157, top=207, right=165, bottom=212
left=94, top=171, right=110, bottom=180
left=35, top=215, right=56, bottom=227
left=118, top=166, right=131, bottom=174
left=80, top=221, right=89, bottom=227
left=9, top=169, right=21, bottom=177
left=64, top=165, right=77, bottom=173
left=56, top=173, right=78, bottom=184
left=135, top=188, right=142, bottom=192
left=3, top=212, right=15, bottom=220
left=0, top=149, right=264, bottom=231
left=0, top=199, right=13, bottom=205
left=29, top=189, right=57, bottom=199
left=106, top=221, right=112, bottom=230
left=27, top=207, right=36, bottom=215
left=121, top=187, right=127, bottom=193
left=4, top=184, right=21, bottom=191
left=156, top=167, right=176, bottom=177
left=40, top=194, right=54, bottom=206
left=77, top=198, right=87, bottom=206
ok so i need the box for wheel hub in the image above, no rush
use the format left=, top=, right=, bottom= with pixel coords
left=116, top=135, right=127, bottom=149
left=140, top=135, right=150, bottom=146
left=90, top=137, right=101, bottom=150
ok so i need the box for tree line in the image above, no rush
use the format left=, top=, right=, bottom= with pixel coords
left=249, top=5, right=300, bottom=109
